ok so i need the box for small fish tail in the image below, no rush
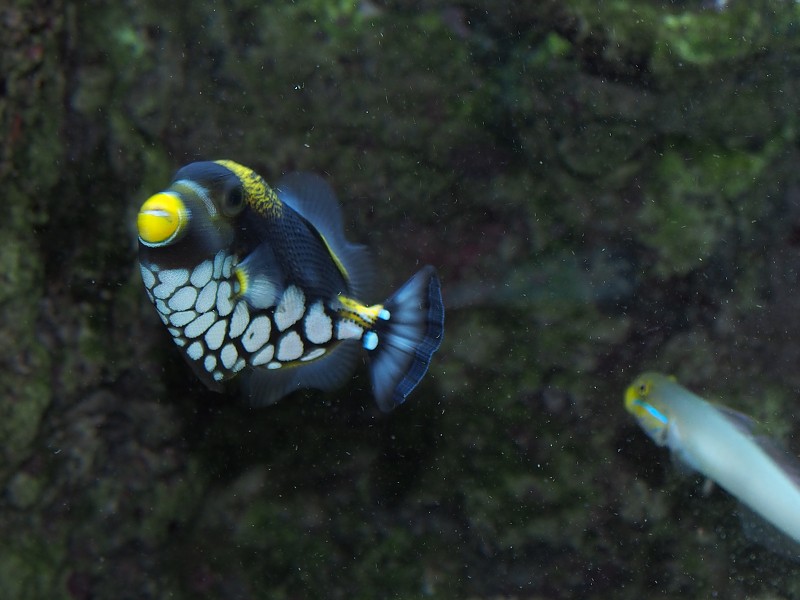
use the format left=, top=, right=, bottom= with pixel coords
left=366, top=265, right=444, bottom=411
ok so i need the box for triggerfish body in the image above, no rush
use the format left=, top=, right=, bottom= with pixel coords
left=136, top=160, right=444, bottom=411
left=625, top=372, right=800, bottom=547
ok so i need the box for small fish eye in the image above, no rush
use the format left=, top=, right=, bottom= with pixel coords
left=222, top=186, right=245, bottom=215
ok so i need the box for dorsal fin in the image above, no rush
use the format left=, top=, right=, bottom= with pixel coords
left=714, top=404, right=757, bottom=435
left=276, top=173, right=375, bottom=300
left=714, top=404, right=800, bottom=489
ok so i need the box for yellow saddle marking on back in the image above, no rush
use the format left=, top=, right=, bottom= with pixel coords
left=215, top=160, right=282, bottom=217
left=337, top=295, right=385, bottom=329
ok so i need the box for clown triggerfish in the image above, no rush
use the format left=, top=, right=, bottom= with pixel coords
left=136, top=160, right=444, bottom=411
left=625, top=372, right=800, bottom=548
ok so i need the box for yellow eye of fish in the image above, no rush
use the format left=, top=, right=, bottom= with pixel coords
left=137, top=193, right=188, bottom=247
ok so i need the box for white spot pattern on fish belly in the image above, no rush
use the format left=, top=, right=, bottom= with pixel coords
left=195, top=280, right=218, bottom=313
left=170, top=310, right=197, bottom=327
left=142, top=250, right=254, bottom=383
left=205, top=319, right=227, bottom=351
left=169, top=286, right=198, bottom=311
left=242, top=315, right=271, bottom=353
left=216, top=281, right=234, bottom=317
left=187, top=341, right=204, bottom=360
left=251, top=344, right=274, bottom=366
left=190, top=260, right=213, bottom=288
left=222, top=255, right=235, bottom=279
left=336, top=320, right=363, bottom=340
left=155, top=298, right=171, bottom=316
left=158, top=268, right=189, bottom=287
left=301, top=348, right=326, bottom=362
left=276, top=331, right=303, bottom=361
left=304, top=301, right=332, bottom=344
left=220, top=344, right=238, bottom=369
left=140, top=265, right=156, bottom=289
left=274, top=286, right=305, bottom=331
left=153, top=282, right=176, bottom=300
left=213, top=251, right=225, bottom=279
left=184, top=312, right=216, bottom=338
left=228, top=302, right=249, bottom=338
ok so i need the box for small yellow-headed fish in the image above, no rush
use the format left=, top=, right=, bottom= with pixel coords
left=625, top=372, right=800, bottom=547
left=136, top=160, right=444, bottom=411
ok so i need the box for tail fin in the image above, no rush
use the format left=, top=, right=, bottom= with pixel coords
left=367, top=265, right=444, bottom=411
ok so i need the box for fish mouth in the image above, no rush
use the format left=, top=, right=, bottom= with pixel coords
left=624, top=385, right=641, bottom=413
left=138, top=192, right=189, bottom=247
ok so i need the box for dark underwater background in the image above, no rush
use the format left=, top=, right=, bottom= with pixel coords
left=4, top=1, right=800, bottom=598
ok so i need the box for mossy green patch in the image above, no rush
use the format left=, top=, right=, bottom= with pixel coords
left=638, top=143, right=774, bottom=277
left=0, top=530, right=64, bottom=600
